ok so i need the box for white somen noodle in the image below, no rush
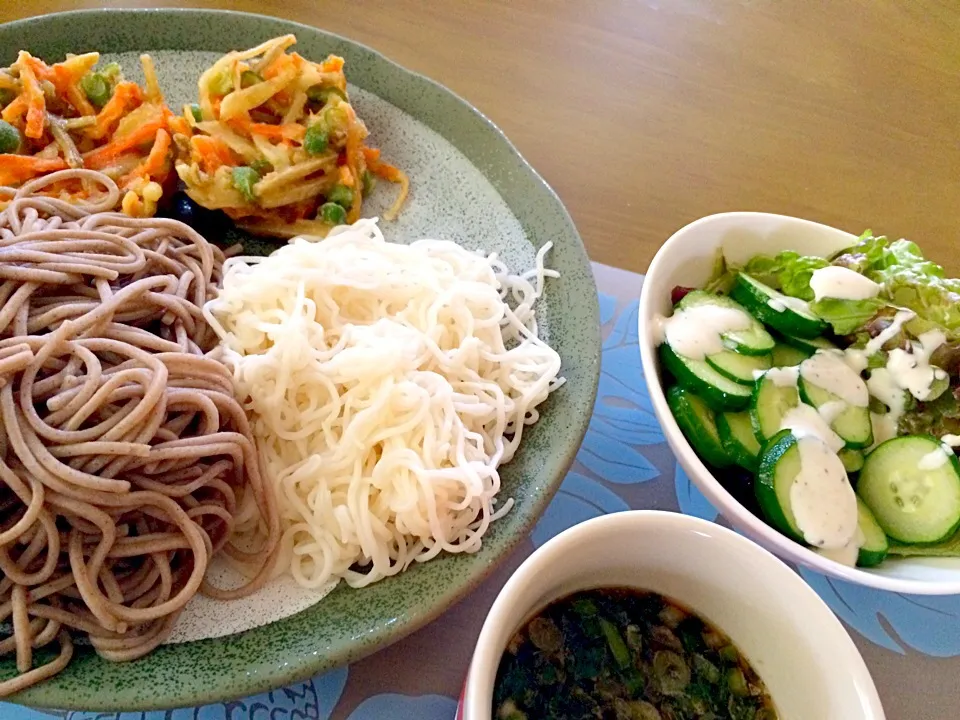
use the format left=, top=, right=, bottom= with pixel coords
left=203, top=219, right=563, bottom=589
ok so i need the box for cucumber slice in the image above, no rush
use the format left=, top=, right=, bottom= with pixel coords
left=659, top=344, right=753, bottom=411
left=666, top=386, right=732, bottom=468
left=839, top=448, right=865, bottom=474
left=855, top=495, right=889, bottom=567
left=675, top=290, right=775, bottom=356
left=755, top=430, right=805, bottom=543
left=858, top=436, right=960, bottom=544
left=778, top=332, right=837, bottom=354
left=750, top=369, right=800, bottom=443
left=771, top=342, right=810, bottom=368
left=705, top=350, right=772, bottom=386
left=731, top=273, right=829, bottom=339
left=797, top=357, right=872, bottom=449
left=717, top=412, right=762, bottom=471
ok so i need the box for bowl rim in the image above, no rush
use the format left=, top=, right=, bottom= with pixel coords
left=462, top=509, right=886, bottom=720
left=638, top=211, right=960, bottom=595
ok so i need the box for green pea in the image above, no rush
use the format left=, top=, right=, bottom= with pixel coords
left=326, top=183, right=354, bottom=208
left=306, top=84, right=347, bottom=104
left=80, top=72, right=112, bottom=108
left=361, top=169, right=376, bottom=196
left=0, top=120, right=20, bottom=154
left=240, top=70, right=263, bottom=88
left=319, top=202, right=346, bottom=225
left=231, top=166, right=260, bottom=203
left=210, top=70, right=234, bottom=96
left=189, top=103, right=203, bottom=123
left=303, top=124, right=329, bottom=155
left=250, top=158, right=272, bottom=175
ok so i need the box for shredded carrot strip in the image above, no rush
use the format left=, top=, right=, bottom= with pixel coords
left=167, top=113, right=190, bottom=136
left=1, top=95, right=27, bottom=125
left=246, top=122, right=305, bottom=142
left=339, top=165, right=354, bottom=186
left=262, top=54, right=296, bottom=80
left=17, top=53, right=47, bottom=140
left=51, top=65, right=96, bottom=117
left=138, top=129, right=171, bottom=177
left=24, top=55, right=54, bottom=83
left=82, top=118, right=164, bottom=170
left=0, top=154, right=67, bottom=186
left=320, top=56, right=345, bottom=73
left=86, top=82, right=142, bottom=140
left=191, top=135, right=236, bottom=173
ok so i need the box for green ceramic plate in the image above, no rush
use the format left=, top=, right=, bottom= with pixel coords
left=0, top=9, right=600, bottom=711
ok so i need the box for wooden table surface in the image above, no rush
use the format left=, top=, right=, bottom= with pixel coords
left=3, top=1, right=958, bottom=273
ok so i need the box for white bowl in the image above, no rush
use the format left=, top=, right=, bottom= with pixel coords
left=460, top=511, right=884, bottom=720
left=638, top=211, right=960, bottom=595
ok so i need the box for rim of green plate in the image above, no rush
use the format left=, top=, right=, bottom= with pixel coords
left=0, top=8, right=600, bottom=711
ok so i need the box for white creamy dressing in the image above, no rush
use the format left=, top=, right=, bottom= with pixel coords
left=766, top=366, right=800, bottom=387
left=799, top=350, right=869, bottom=407
left=767, top=294, right=812, bottom=314
left=918, top=447, right=950, bottom=470
left=656, top=305, right=752, bottom=360
left=942, top=435, right=960, bottom=448
left=863, top=309, right=915, bottom=356
left=856, top=311, right=947, bottom=449
left=790, top=436, right=859, bottom=549
left=781, top=404, right=846, bottom=453
left=818, top=526, right=866, bottom=566
left=809, top=266, right=882, bottom=302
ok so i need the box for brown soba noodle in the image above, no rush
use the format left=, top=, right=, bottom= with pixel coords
left=0, top=169, right=280, bottom=695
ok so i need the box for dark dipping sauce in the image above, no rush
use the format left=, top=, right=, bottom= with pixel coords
left=494, top=588, right=777, bottom=720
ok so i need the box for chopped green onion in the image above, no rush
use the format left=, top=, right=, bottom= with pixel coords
left=326, top=183, right=354, bottom=209
left=240, top=70, right=263, bottom=88
left=319, top=202, right=346, bottom=225
left=210, top=70, right=234, bottom=96
left=250, top=158, right=272, bottom=175
left=307, top=84, right=348, bottom=103
left=189, top=103, right=203, bottom=123
left=598, top=617, right=631, bottom=669
left=231, top=166, right=260, bottom=203
left=726, top=667, right=750, bottom=697
left=99, top=62, right=121, bottom=80
left=653, top=651, right=690, bottom=696
left=303, top=124, right=329, bottom=155
left=323, top=104, right=349, bottom=130
left=80, top=73, right=112, bottom=108
left=361, top=169, right=376, bottom=196
left=0, top=120, right=20, bottom=153
left=719, top=644, right=740, bottom=663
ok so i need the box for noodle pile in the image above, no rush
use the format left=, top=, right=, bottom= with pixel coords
left=204, top=219, right=562, bottom=589
left=0, top=169, right=279, bottom=696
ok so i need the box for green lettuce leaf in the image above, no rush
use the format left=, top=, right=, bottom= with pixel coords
left=888, top=532, right=960, bottom=558
left=809, top=298, right=886, bottom=336
left=704, top=248, right=736, bottom=295
left=740, top=251, right=828, bottom=300
left=833, top=232, right=960, bottom=335
left=775, top=251, right=829, bottom=300
left=740, top=255, right=783, bottom=289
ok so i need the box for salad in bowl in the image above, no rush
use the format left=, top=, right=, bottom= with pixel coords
left=639, top=212, right=960, bottom=593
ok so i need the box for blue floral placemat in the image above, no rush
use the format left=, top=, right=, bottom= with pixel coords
left=5, top=263, right=958, bottom=720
